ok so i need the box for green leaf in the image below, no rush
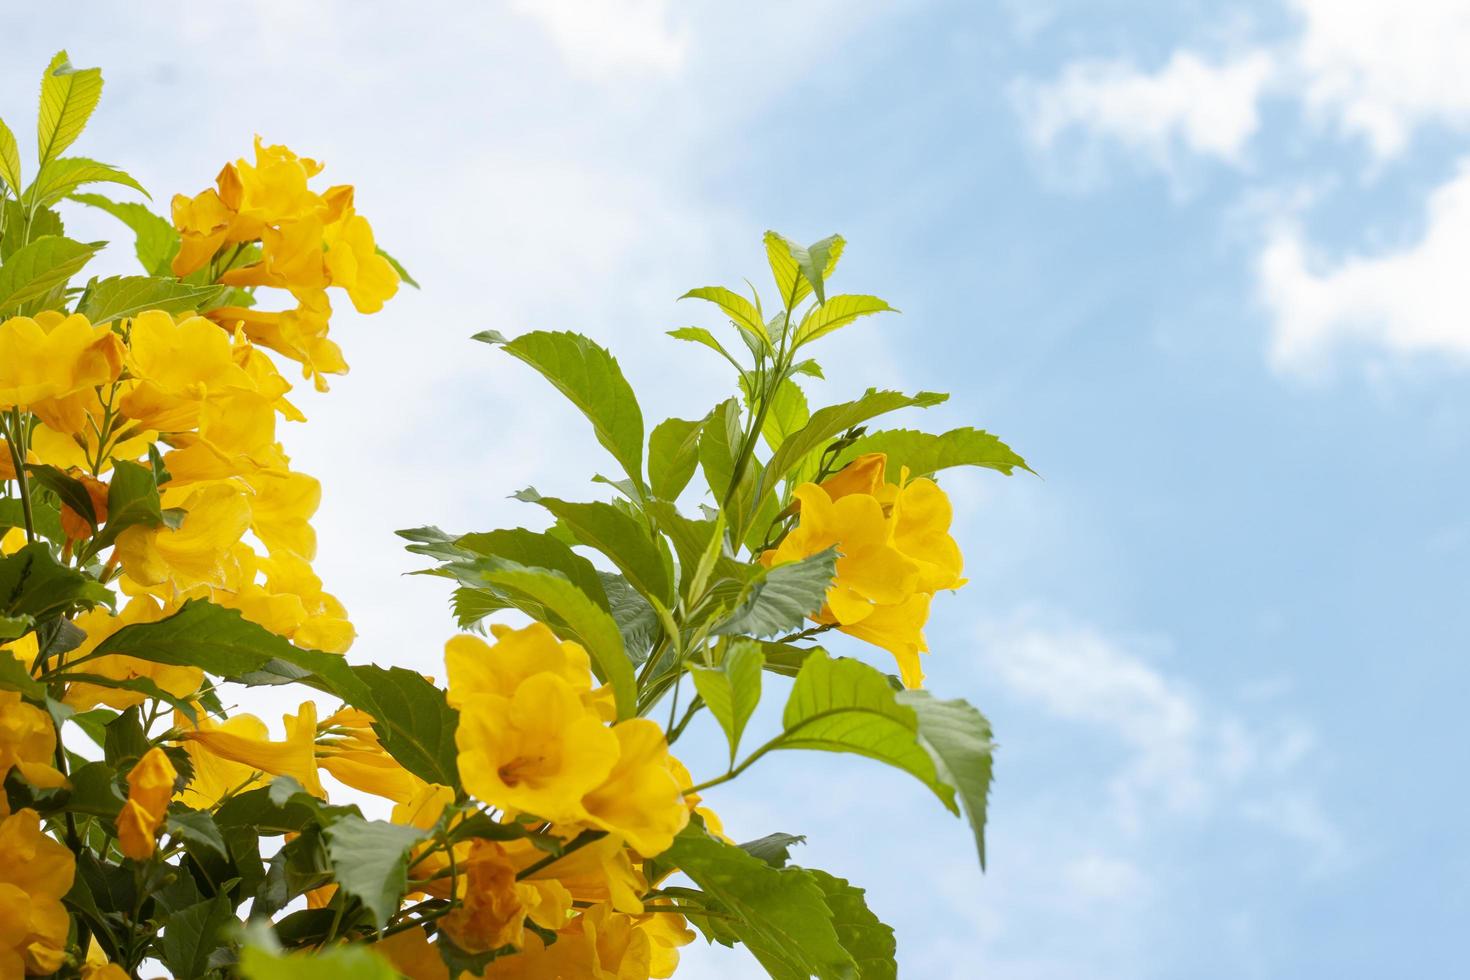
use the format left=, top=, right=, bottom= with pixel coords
left=375, top=246, right=418, bottom=288
left=760, top=389, right=948, bottom=500
left=88, top=598, right=292, bottom=678
left=470, top=560, right=636, bottom=720
left=0, top=497, right=64, bottom=544
left=740, top=832, right=806, bottom=868
left=759, top=378, right=810, bottom=452
left=26, top=463, right=96, bottom=527
left=77, top=275, right=225, bottom=325
left=0, top=235, right=100, bottom=312
left=534, top=497, right=673, bottom=605
left=27, top=157, right=145, bottom=207
left=0, top=613, right=33, bottom=640
left=160, top=895, right=236, bottom=979
left=681, top=286, right=771, bottom=346
left=36, top=52, right=103, bottom=165
left=0, top=541, right=112, bottom=620
left=352, top=665, right=461, bottom=792
left=667, top=326, right=744, bottom=372
left=665, top=822, right=856, bottom=980
left=490, top=330, right=645, bottom=490
left=765, top=231, right=845, bottom=309
left=795, top=295, right=896, bottom=346
left=898, top=690, right=995, bottom=868
left=699, top=397, right=745, bottom=506
left=712, top=548, right=837, bottom=638
left=323, top=815, right=427, bottom=931
left=69, top=192, right=180, bottom=275
left=451, top=527, right=608, bottom=610
left=690, top=639, right=763, bottom=763
left=648, top=416, right=704, bottom=500
left=837, top=426, right=1031, bottom=478
left=779, top=652, right=957, bottom=814
left=646, top=500, right=723, bottom=596
left=600, top=571, right=659, bottom=662
left=63, top=760, right=122, bottom=819
left=0, top=653, right=45, bottom=697
left=0, top=118, right=20, bottom=195
left=78, top=458, right=163, bottom=559
left=808, top=870, right=897, bottom=980
left=166, top=808, right=230, bottom=859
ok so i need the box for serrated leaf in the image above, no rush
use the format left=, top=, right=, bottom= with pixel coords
left=69, top=192, right=180, bottom=275
left=759, top=378, right=810, bottom=452
left=837, top=427, right=1032, bottom=478
left=0, top=541, right=112, bottom=621
left=490, top=330, right=645, bottom=490
left=435, top=526, right=610, bottom=611
left=324, top=815, right=427, bottom=931
left=77, top=275, right=225, bottom=325
left=80, top=458, right=163, bottom=559
left=0, top=653, right=44, bottom=697
left=648, top=416, right=704, bottom=500
left=352, top=665, right=461, bottom=791
left=646, top=500, right=723, bottom=596
left=600, top=571, right=659, bottom=662
left=27, top=156, right=145, bottom=207
left=88, top=598, right=296, bottom=678
left=808, top=870, right=897, bottom=980
left=681, top=286, right=771, bottom=345
left=466, top=560, right=635, bottom=720
left=160, top=894, right=236, bottom=980
left=765, top=231, right=845, bottom=309
left=740, top=832, right=806, bottom=868
left=533, top=496, right=673, bottom=605
left=712, top=548, right=837, bottom=639
left=0, top=117, right=20, bottom=195
left=898, top=690, right=995, bottom=867
left=26, top=463, right=96, bottom=527
left=37, top=51, right=103, bottom=166
left=778, top=652, right=958, bottom=815
left=759, top=389, right=948, bottom=501
left=690, top=639, right=763, bottom=763
left=166, top=808, right=229, bottom=859
left=665, top=823, right=856, bottom=980
left=795, top=294, right=896, bottom=346
left=667, top=325, right=745, bottom=371
left=0, top=235, right=100, bottom=312
left=0, top=497, right=64, bottom=544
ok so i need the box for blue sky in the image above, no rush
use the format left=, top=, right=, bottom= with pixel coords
left=3, top=2, right=1467, bottom=976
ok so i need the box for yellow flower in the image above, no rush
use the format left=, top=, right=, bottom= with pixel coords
left=175, top=712, right=273, bottom=809
left=82, top=938, right=132, bottom=980
left=209, top=290, right=345, bottom=392
left=762, top=453, right=965, bottom=688
left=445, top=623, right=595, bottom=708
left=455, top=673, right=618, bottom=824
left=244, top=470, right=320, bottom=559
left=0, top=691, right=68, bottom=790
left=639, top=906, right=696, bottom=979
left=0, top=312, right=123, bottom=429
left=63, top=597, right=203, bottom=711
left=371, top=926, right=448, bottom=980
left=481, top=903, right=651, bottom=980
left=115, top=483, right=251, bottom=590
left=440, top=839, right=571, bottom=954
left=316, top=707, right=424, bottom=803
left=119, top=312, right=256, bottom=433
left=59, top=471, right=109, bottom=543
left=581, top=720, right=689, bottom=857
left=117, top=747, right=177, bottom=861
left=181, top=700, right=324, bottom=798
left=322, top=202, right=399, bottom=314
left=0, top=808, right=75, bottom=976
left=170, top=185, right=235, bottom=277
left=517, top=832, right=647, bottom=915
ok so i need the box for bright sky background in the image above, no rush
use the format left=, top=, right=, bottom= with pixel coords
left=3, top=2, right=1466, bottom=977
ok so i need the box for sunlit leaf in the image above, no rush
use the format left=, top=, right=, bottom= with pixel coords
left=36, top=51, right=103, bottom=165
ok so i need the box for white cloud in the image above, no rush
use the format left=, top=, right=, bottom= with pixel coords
left=1259, top=158, right=1470, bottom=371
left=510, top=0, right=687, bottom=78
left=1291, top=0, right=1470, bottom=158
left=1013, top=50, right=1275, bottom=169
left=979, top=610, right=1343, bottom=866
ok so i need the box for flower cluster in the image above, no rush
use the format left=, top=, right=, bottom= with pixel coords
left=0, top=53, right=1013, bottom=980
left=173, top=138, right=400, bottom=390
left=762, top=452, right=965, bottom=687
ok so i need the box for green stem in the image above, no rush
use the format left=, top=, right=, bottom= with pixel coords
left=5, top=409, right=35, bottom=542
left=514, top=829, right=604, bottom=881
